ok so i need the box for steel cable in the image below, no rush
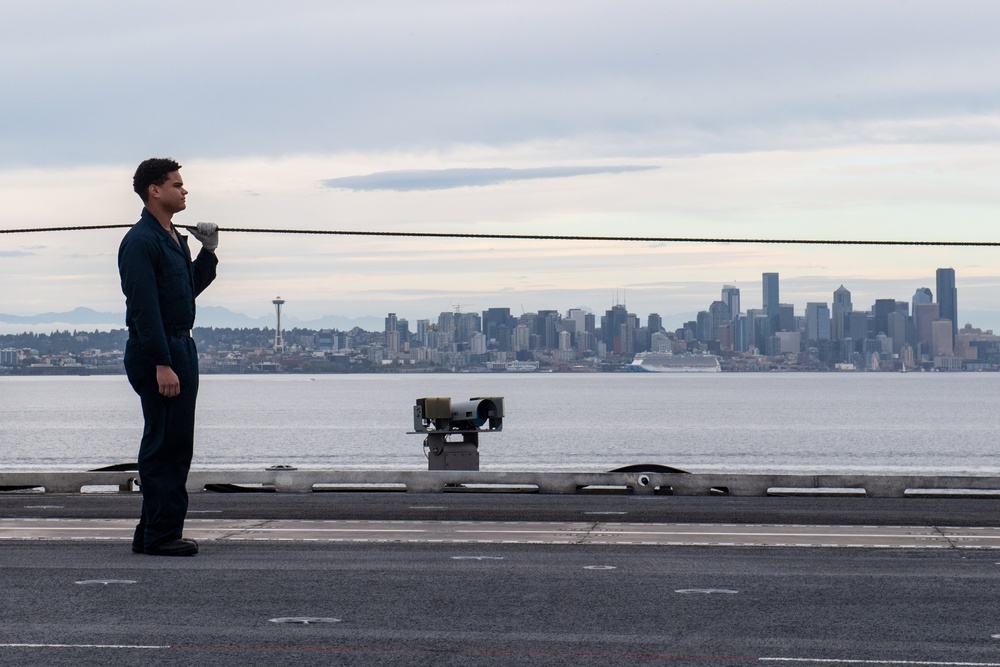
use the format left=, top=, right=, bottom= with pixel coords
left=0, top=223, right=997, bottom=247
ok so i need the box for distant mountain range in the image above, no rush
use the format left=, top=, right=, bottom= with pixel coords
left=0, top=306, right=383, bottom=332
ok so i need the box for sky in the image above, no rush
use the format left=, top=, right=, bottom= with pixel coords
left=4, top=0, right=1000, bottom=334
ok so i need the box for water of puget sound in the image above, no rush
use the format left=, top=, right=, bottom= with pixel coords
left=1, top=373, right=998, bottom=475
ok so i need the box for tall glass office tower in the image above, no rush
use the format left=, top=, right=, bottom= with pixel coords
left=762, top=273, right=779, bottom=318
left=721, top=285, right=740, bottom=321
left=935, top=268, right=957, bottom=337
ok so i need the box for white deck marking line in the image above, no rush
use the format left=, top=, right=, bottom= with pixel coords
left=764, top=660, right=1000, bottom=666
left=454, top=530, right=943, bottom=538
left=2, top=519, right=999, bottom=549
left=0, top=526, right=427, bottom=533
left=0, top=643, right=169, bottom=650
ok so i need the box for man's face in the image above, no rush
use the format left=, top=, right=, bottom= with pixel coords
left=148, top=171, right=187, bottom=214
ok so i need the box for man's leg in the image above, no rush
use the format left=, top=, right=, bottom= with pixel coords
left=137, top=338, right=199, bottom=550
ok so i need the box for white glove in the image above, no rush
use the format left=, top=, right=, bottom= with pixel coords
left=191, top=222, right=219, bottom=251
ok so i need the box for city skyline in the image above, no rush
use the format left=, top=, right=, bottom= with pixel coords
left=5, top=263, right=995, bottom=374
left=0, top=265, right=984, bottom=338
left=4, top=3, right=1000, bottom=332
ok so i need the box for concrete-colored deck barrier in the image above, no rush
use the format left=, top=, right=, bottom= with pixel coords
left=2, top=470, right=1000, bottom=497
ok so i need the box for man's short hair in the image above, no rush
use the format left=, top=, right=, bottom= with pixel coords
left=133, top=158, right=182, bottom=202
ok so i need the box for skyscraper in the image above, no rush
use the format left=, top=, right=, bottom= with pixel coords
left=931, top=319, right=954, bottom=357
left=601, top=304, right=629, bottom=354
left=805, top=302, right=831, bottom=342
left=873, top=299, right=897, bottom=337
left=721, top=285, right=740, bottom=321
left=887, top=311, right=906, bottom=354
left=708, top=301, right=730, bottom=340
left=936, top=268, right=957, bottom=337
left=778, top=304, right=795, bottom=333
left=384, top=312, right=397, bottom=339
left=762, top=273, right=779, bottom=318
left=832, top=285, right=852, bottom=341
left=913, top=302, right=939, bottom=357
left=416, top=319, right=430, bottom=347
left=483, top=307, right=516, bottom=352
left=912, top=287, right=932, bottom=313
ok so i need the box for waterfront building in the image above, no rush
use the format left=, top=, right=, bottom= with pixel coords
left=0, top=349, right=19, bottom=366
left=935, top=354, right=963, bottom=371
left=936, top=268, right=958, bottom=337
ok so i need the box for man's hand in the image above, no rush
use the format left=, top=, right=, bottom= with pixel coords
left=156, top=365, right=181, bottom=397
left=191, top=222, right=219, bottom=252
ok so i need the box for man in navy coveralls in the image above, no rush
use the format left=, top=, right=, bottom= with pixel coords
left=118, top=158, right=218, bottom=556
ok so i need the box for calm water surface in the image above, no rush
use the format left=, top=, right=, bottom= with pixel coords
left=2, top=373, right=999, bottom=474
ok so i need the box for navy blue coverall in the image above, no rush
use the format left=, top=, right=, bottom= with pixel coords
left=118, top=208, right=218, bottom=550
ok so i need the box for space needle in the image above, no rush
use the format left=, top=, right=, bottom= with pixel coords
left=272, top=296, right=285, bottom=353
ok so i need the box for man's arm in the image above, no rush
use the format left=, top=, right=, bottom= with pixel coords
left=119, top=236, right=172, bottom=367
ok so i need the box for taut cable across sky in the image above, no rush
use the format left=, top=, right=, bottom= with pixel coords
left=1, top=224, right=999, bottom=247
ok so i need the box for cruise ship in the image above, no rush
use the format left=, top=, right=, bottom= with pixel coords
left=629, top=352, right=721, bottom=373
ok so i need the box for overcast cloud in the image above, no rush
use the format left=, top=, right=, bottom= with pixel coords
left=3, top=1, right=1000, bottom=330
left=322, top=166, right=658, bottom=191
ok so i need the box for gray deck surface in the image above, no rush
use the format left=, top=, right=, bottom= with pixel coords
left=2, top=493, right=1000, bottom=666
